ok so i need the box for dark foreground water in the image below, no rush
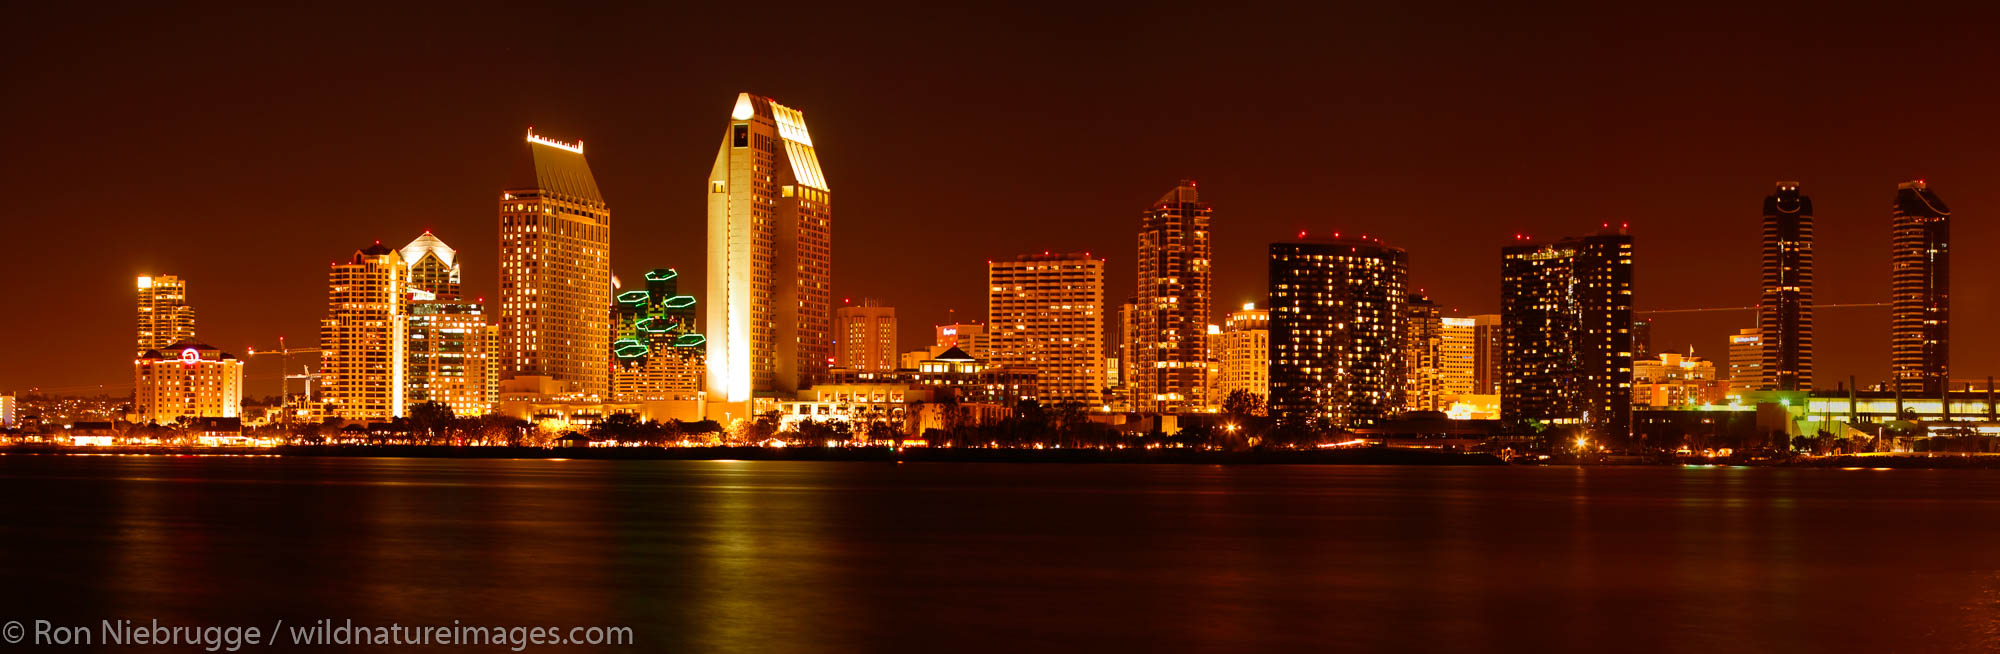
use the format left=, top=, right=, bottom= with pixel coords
left=3, top=456, right=2000, bottom=652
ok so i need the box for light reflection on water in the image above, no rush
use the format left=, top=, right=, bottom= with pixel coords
left=2, top=457, right=1999, bottom=652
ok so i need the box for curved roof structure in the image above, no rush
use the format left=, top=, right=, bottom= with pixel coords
left=400, top=231, right=458, bottom=268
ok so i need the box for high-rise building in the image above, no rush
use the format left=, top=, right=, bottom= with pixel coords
left=136, top=275, right=195, bottom=355
left=1891, top=180, right=1950, bottom=395
left=987, top=253, right=1105, bottom=407
left=1438, top=316, right=1476, bottom=398
left=611, top=269, right=706, bottom=402
left=1728, top=327, right=1765, bottom=394
left=1404, top=293, right=1444, bottom=412
left=1469, top=314, right=1502, bottom=395
left=500, top=128, right=611, bottom=398
left=1216, top=303, right=1270, bottom=408
left=400, top=232, right=493, bottom=416
left=1500, top=230, right=1634, bottom=441
left=1134, top=180, right=1212, bottom=414
left=133, top=341, right=243, bottom=425
left=406, top=298, right=495, bottom=417
left=835, top=299, right=897, bottom=372
left=1760, top=181, right=1814, bottom=392
left=706, top=93, right=833, bottom=408
left=321, top=242, right=406, bottom=421
left=1632, top=318, right=1653, bottom=361
left=1268, top=238, right=1408, bottom=429
left=0, top=395, right=14, bottom=429
left=401, top=231, right=463, bottom=298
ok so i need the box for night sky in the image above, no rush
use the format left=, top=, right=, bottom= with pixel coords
left=4, top=3, right=1998, bottom=397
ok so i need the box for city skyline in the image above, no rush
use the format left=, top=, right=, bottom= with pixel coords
left=7, top=5, right=2000, bottom=396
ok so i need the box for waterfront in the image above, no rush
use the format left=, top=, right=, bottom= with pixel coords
left=4, top=457, right=2000, bottom=652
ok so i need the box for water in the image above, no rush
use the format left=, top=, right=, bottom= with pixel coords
left=2, top=455, right=1997, bottom=652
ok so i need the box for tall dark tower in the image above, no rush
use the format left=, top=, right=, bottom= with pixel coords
left=1134, top=180, right=1213, bottom=414
left=1500, top=229, right=1634, bottom=443
left=1760, top=182, right=1813, bottom=392
left=1891, top=180, right=1950, bottom=395
left=1267, top=238, right=1407, bottom=430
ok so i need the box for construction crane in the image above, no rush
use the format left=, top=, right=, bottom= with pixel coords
left=244, top=337, right=322, bottom=426
left=1637, top=302, right=1890, bottom=315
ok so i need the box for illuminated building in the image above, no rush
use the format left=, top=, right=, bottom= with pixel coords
left=1500, top=230, right=1633, bottom=441
left=706, top=93, right=833, bottom=411
left=1633, top=352, right=1725, bottom=407
left=1404, top=294, right=1443, bottom=412
left=1134, top=180, right=1212, bottom=414
left=1470, top=314, right=1501, bottom=395
left=401, top=231, right=462, bottom=298
left=1216, top=303, right=1269, bottom=408
left=987, top=252, right=1105, bottom=407
left=321, top=242, right=406, bottom=421
left=1268, top=238, right=1407, bottom=429
left=1439, top=317, right=1476, bottom=397
left=1632, top=318, right=1653, bottom=361
left=400, top=232, right=494, bottom=416
left=1891, top=180, right=1950, bottom=394
left=935, top=323, right=988, bottom=360
left=1115, top=296, right=1138, bottom=410
left=0, top=395, right=16, bottom=429
left=1728, top=327, right=1764, bottom=394
left=133, top=341, right=243, bottom=425
left=1759, top=181, right=1814, bottom=391
left=500, top=128, right=611, bottom=399
left=611, top=268, right=706, bottom=401
left=135, top=274, right=195, bottom=355
left=836, top=299, right=897, bottom=372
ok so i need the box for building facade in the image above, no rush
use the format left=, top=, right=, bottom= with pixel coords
left=836, top=299, right=897, bottom=372
left=1728, top=327, right=1764, bottom=394
left=321, top=243, right=406, bottom=421
left=1133, top=180, right=1212, bottom=414
left=1216, top=303, right=1269, bottom=408
left=406, top=298, right=496, bottom=417
left=136, top=275, right=196, bottom=355
left=1500, top=230, right=1634, bottom=441
left=987, top=252, right=1105, bottom=407
left=500, top=129, right=612, bottom=398
left=1469, top=314, right=1501, bottom=395
left=1633, top=352, right=1726, bottom=407
left=612, top=269, right=706, bottom=402
left=1890, top=180, right=1950, bottom=394
left=1404, top=294, right=1444, bottom=412
left=1760, top=181, right=1814, bottom=391
left=706, top=93, right=833, bottom=407
left=133, top=341, right=243, bottom=425
left=1268, top=239, right=1408, bottom=430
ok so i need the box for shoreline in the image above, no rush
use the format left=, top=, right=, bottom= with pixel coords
left=3, top=444, right=1506, bottom=465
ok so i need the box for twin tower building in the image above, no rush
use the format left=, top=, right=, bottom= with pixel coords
left=494, top=93, right=828, bottom=422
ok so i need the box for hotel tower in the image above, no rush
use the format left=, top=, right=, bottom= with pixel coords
left=1500, top=229, right=1634, bottom=442
left=706, top=93, right=832, bottom=410
left=499, top=129, right=612, bottom=398
left=1133, top=180, right=1212, bottom=414
left=1890, top=180, right=1950, bottom=394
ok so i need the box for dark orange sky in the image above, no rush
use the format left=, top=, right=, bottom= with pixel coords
left=3, top=3, right=1997, bottom=397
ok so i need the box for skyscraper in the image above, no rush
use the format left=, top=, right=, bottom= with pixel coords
left=321, top=242, right=406, bottom=421
left=1500, top=230, right=1633, bottom=442
left=1404, top=293, right=1444, bottom=412
left=1760, top=181, right=1813, bottom=391
left=835, top=299, right=896, bottom=372
left=987, top=253, right=1105, bottom=407
left=499, top=128, right=611, bottom=398
left=1268, top=238, right=1408, bottom=429
left=402, top=231, right=462, bottom=298
left=401, top=232, right=494, bottom=417
left=1728, top=327, right=1764, bottom=394
left=1469, top=314, right=1501, bottom=395
left=133, top=341, right=243, bottom=425
left=706, top=93, right=833, bottom=409
left=136, top=275, right=195, bottom=355
left=1891, top=180, right=1950, bottom=395
left=1134, top=180, right=1212, bottom=414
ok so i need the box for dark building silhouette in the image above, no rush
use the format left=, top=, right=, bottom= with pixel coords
left=1500, top=229, right=1634, bottom=442
left=1759, top=182, right=1814, bottom=392
left=1268, top=238, right=1407, bottom=430
left=1890, top=180, right=1950, bottom=395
